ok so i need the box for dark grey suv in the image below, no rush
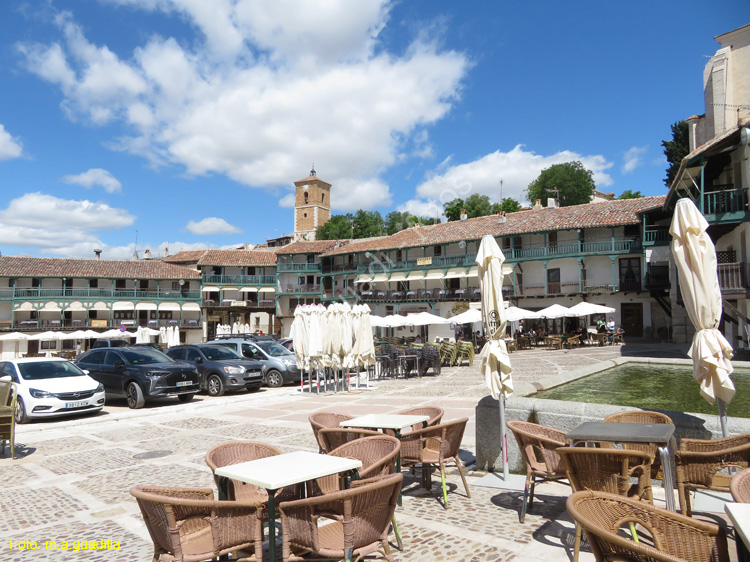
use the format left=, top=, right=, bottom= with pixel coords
left=165, top=344, right=264, bottom=396
left=205, top=338, right=299, bottom=387
left=75, top=347, right=200, bottom=409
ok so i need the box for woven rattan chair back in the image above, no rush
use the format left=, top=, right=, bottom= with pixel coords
left=566, top=490, right=730, bottom=562
left=317, top=428, right=382, bottom=454
left=205, top=441, right=283, bottom=502
left=603, top=410, right=673, bottom=480
left=396, top=406, right=444, bottom=433
left=0, top=381, right=16, bottom=459
left=279, top=473, right=402, bottom=562
left=730, top=467, right=750, bottom=502
left=309, top=412, right=354, bottom=452
left=131, top=485, right=264, bottom=562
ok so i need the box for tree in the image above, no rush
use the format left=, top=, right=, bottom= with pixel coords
left=384, top=211, right=438, bottom=234
left=463, top=194, right=496, bottom=218
left=351, top=210, right=384, bottom=239
left=662, top=120, right=689, bottom=187
left=499, top=198, right=522, bottom=213
left=619, top=190, right=643, bottom=199
left=316, top=214, right=354, bottom=240
left=443, top=198, right=465, bottom=221
left=525, top=161, right=595, bottom=207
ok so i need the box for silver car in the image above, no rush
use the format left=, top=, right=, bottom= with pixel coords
left=205, top=338, right=299, bottom=387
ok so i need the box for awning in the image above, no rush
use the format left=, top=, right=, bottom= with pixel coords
left=406, top=271, right=425, bottom=281
left=112, top=301, right=134, bottom=311
left=425, top=270, right=445, bottom=280
left=220, top=286, right=239, bottom=292
left=182, top=303, right=201, bottom=311
left=92, top=301, right=109, bottom=311
left=15, top=302, right=35, bottom=311
left=42, top=303, right=62, bottom=311
left=444, top=267, right=467, bottom=279
left=259, top=287, right=276, bottom=293
left=158, top=302, right=181, bottom=311
left=135, top=302, right=157, bottom=311
left=371, top=273, right=389, bottom=283
left=466, top=266, right=479, bottom=278
left=65, top=301, right=86, bottom=311
left=355, top=274, right=373, bottom=284
left=240, top=287, right=258, bottom=292
left=389, top=272, right=407, bottom=282
left=201, top=286, right=220, bottom=292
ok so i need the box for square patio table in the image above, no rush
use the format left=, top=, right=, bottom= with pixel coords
left=725, top=502, right=750, bottom=562
left=566, top=421, right=677, bottom=511
left=215, top=450, right=362, bottom=562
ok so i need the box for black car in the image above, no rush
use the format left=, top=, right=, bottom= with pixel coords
left=92, top=338, right=132, bottom=348
left=75, top=347, right=200, bottom=409
left=165, top=344, right=264, bottom=396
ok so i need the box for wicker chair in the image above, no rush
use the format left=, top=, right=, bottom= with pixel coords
left=131, top=485, right=264, bottom=562
left=558, top=447, right=654, bottom=562
left=675, top=433, right=750, bottom=516
left=603, top=410, right=674, bottom=480
left=506, top=420, right=571, bottom=523
left=279, top=473, right=402, bottom=562
left=396, top=406, right=444, bottom=433
left=0, top=380, right=16, bottom=459
left=730, top=467, right=750, bottom=502
left=309, top=412, right=354, bottom=453
left=566, top=490, right=730, bottom=562
left=417, top=344, right=441, bottom=377
left=400, top=417, right=470, bottom=508
left=205, top=441, right=295, bottom=505
left=316, top=428, right=382, bottom=455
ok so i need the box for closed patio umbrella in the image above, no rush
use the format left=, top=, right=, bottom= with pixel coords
left=670, top=197, right=734, bottom=436
left=476, top=235, right=513, bottom=481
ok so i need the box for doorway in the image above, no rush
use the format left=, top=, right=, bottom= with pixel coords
left=621, top=303, right=643, bottom=337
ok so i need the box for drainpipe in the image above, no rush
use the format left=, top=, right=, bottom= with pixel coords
left=700, top=157, right=705, bottom=213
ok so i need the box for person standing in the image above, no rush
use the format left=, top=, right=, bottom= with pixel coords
left=75, top=341, right=82, bottom=356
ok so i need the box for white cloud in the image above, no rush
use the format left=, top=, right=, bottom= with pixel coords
left=0, top=124, right=23, bottom=160
left=397, top=198, right=443, bottom=221
left=410, top=145, right=614, bottom=211
left=62, top=168, right=123, bottom=193
left=278, top=193, right=295, bottom=208
left=622, top=145, right=648, bottom=174
left=17, top=2, right=469, bottom=211
left=332, top=178, right=393, bottom=212
left=0, top=193, right=136, bottom=255
left=184, top=217, right=242, bottom=235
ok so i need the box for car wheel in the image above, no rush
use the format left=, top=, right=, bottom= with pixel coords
left=14, top=397, right=28, bottom=424
left=178, top=393, right=194, bottom=403
left=207, top=374, right=224, bottom=397
left=126, top=382, right=145, bottom=409
left=266, top=369, right=283, bottom=388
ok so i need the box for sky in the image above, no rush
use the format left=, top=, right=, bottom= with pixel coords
left=0, top=1, right=746, bottom=259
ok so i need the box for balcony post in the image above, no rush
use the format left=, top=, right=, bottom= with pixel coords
left=611, top=227, right=615, bottom=252
left=611, top=258, right=617, bottom=291
left=543, top=262, right=548, bottom=295
left=578, top=258, right=583, bottom=293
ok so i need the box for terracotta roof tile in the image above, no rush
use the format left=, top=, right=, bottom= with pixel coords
left=161, top=250, right=209, bottom=264
left=322, top=196, right=666, bottom=257
left=197, top=249, right=277, bottom=267
left=276, top=240, right=349, bottom=255
left=0, top=256, right=201, bottom=279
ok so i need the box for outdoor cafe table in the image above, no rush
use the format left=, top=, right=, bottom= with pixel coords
left=566, top=421, right=677, bottom=511
left=725, top=502, right=750, bottom=562
left=215, top=450, right=362, bottom=562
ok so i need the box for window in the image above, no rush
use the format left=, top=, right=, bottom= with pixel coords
left=139, top=280, right=149, bottom=290
left=186, top=349, right=202, bottom=362
left=548, top=232, right=557, bottom=247
left=434, top=245, right=442, bottom=257
left=41, top=340, right=58, bottom=350
left=304, top=192, right=309, bottom=204
left=31, top=278, right=40, bottom=288
left=104, top=351, right=122, bottom=366
left=547, top=268, right=561, bottom=293
left=115, top=279, right=126, bottom=290
left=90, top=279, right=98, bottom=288
left=321, top=193, right=325, bottom=202
left=169, top=348, right=185, bottom=360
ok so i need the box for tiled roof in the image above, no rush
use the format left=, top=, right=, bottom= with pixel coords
left=197, top=249, right=278, bottom=267
left=161, top=250, right=208, bottom=264
left=275, top=240, right=349, bottom=255
left=322, top=196, right=666, bottom=257
left=0, top=256, right=201, bottom=279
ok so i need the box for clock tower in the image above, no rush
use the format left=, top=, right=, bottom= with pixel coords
left=293, top=167, right=331, bottom=241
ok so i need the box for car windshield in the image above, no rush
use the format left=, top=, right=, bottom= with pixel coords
left=120, top=348, right=173, bottom=365
left=256, top=341, right=292, bottom=357
left=17, top=361, right=86, bottom=380
left=201, top=346, right=241, bottom=361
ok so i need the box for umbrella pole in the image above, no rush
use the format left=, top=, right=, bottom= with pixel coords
left=718, top=398, right=729, bottom=438
left=499, top=395, right=509, bottom=481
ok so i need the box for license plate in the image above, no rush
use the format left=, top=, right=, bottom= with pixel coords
left=176, top=381, right=192, bottom=387
left=65, top=401, right=88, bottom=408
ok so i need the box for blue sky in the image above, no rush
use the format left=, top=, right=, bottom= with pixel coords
left=0, top=1, right=745, bottom=258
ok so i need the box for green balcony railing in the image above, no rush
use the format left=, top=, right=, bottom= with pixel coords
left=704, top=188, right=748, bottom=215
left=202, top=274, right=276, bottom=285
left=644, top=229, right=670, bottom=244
left=276, top=262, right=322, bottom=273
left=2, top=288, right=201, bottom=300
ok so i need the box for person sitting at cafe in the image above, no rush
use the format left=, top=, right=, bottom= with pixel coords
left=610, top=325, right=625, bottom=344
left=597, top=318, right=607, bottom=333
left=414, top=334, right=422, bottom=343
left=606, top=317, right=616, bottom=332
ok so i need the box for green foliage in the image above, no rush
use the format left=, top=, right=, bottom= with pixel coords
left=319, top=210, right=438, bottom=240
left=525, top=161, right=596, bottom=207
left=499, top=198, right=522, bottom=213
left=619, top=190, right=643, bottom=199
left=463, top=194, right=497, bottom=218
left=384, top=211, right=438, bottom=234
left=443, top=198, right=465, bottom=222
left=662, top=120, right=689, bottom=187
left=351, top=210, right=384, bottom=238
left=315, top=214, right=354, bottom=240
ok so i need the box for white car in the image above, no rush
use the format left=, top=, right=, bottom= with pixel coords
left=0, top=358, right=106, bottom=423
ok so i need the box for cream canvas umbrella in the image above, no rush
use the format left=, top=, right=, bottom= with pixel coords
left=476, top=235, right=513, bottom=481
left=449, top=308, right=482, bottom=325
left=670, top=197, right=735, bottom=436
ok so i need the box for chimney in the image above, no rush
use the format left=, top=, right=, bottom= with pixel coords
left=144, top=249, right=152, bottom=259
left=533, top=199, right=543, bottom=211
left=163, top=246, right=169, bottom=257
left=93, top=249, right=102, bottom=259
left=547, top=198, right=558, bottom=209
left=686, top=115, right=701, bottom=152
left=460, top=209, right=468, bottom=221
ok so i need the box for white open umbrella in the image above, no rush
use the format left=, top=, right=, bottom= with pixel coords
left=476, top=235, right=513, bottom=481
left=536, top=304, right=572, bottom=319
left=0, top=332, right=29, bottom=341
left=567, top=302, right=615, bottom=317
left=403, top=312, right=452, bottom=326
left=505, top=307, right=540, bottom=322
left=449, top=308, right=483, bottom=325
left=369, top=315, right=388, bottom=328
left=670, top=197, right=735, bottom=436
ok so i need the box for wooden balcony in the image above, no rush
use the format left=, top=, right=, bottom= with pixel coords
left=719, top=262, right=748, bottom=293
left=202, top=274, right=276, bottom=285
left=1, top=288, right=201, bottom=301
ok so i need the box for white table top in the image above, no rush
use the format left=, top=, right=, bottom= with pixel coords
left=215, top=451, right=362, bottom=490
left=725, top=502, right=750, bottom=547
left=341, top=413, right=430, bottom=430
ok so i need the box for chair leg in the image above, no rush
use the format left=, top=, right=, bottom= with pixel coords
left=392, top=515, right=402, bottom=550
left=455, top=458, right=471, bottom=498
left=528, top=477, right=537, bottom=508
left=520, top=474, right=531, bottom=523
left=573, top=522, right=581, bottom=562
left=440, top=463, right=448, bottom=508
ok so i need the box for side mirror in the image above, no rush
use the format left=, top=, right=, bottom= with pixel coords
left=195, top=357, right=203, bottom=364
left=114, top=361, right=125, bottom=369
left=82, top=370, right=90, bottom=375
left=0, top=375, right=11, bottom=382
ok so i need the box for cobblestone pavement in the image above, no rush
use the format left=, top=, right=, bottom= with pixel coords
left=2, top=341, right=737, bottom=562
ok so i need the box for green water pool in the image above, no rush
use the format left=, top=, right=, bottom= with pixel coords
left=533, top=364, right=750, bottom=418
